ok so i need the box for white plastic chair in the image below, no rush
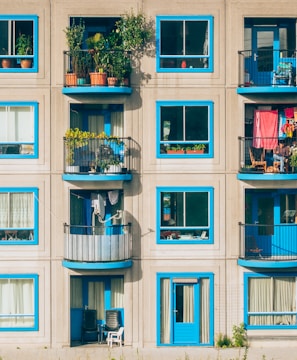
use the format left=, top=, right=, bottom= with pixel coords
left=106, top=326, right=124, bottom=347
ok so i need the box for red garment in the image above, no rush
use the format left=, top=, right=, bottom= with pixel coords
left=253, top=110, right=278, bottom=149
left=284, top=107, right=294, bottom=118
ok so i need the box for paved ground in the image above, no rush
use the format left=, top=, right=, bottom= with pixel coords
left=0, top=346, right=296, bottom=360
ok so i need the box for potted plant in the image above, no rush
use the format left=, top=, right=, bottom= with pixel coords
left=0, top=48, right=14, bottom=68
left=166, top=145, right=185, bottom=154
left=63, top=19, right=85, bottom=85
left=16, top=33, right=33, bottom=68
left=289, top=152, right=297, bottom=173
left=64, top=128, right=91, bottom=172
left=86, top=33, right=108, bottom=86
left=186, top=143, right=206, bottom=154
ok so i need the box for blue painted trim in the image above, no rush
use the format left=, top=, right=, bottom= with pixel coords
left=156, top=100, right=214, bottom=159
left=156, top=186, right=214, bottom=244
left=0, top=274, right=38, bottom=331
left=243, top=272, right=297, bottom=329
left=238, top=258, right=297, bottom=268
left=237, top=173, right=297, bottom=181
left=0, top=102, right=38, bottom=159
left=0, top=188, right=38, bottom=245
left=62, top=173, right=132, bottom=181
left=62, top=86, right=132, bottom=95
left=237, top=86, right=297, bottom=94
left=0, top=15, right=38, bottom=73
left=156, top=15, right=213, bottom=73
left=156, top=272, right=214, bottom=346
left=62, top=259, right=133, bottom=270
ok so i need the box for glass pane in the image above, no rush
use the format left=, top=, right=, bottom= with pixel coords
left=161, top=21, right=183, bottom=55
left=10, top=106, right=34, bottom=142
left=257, top=31, right=273, bottom=72
left=186, top=192, right=208, bottom=226
left=161, top=107, right=183, bottom=141
left=280, top=194, right=297, bottom=223
left=70, top=277, right=83, bottom=308
left=185, top=106, right=208, bottom=141
left=257, top=197, right=274, bottom=235
left=10, top=192, right=33, bottom=228
left=175, top=284, right=194, bottom=323
left=111, top=278, right=124, bottom=308
left=185, top=21, right=208, bottom=55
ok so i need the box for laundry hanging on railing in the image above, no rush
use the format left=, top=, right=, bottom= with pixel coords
left=253, top=110, right=278, bottom=149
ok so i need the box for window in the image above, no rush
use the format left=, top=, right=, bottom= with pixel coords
left=0, top=274, right=38, bottom=331
left=157, top=273, right=214, bottom=346
left=0, top=15, right=38, bottom=72
left=157, top=187, right=213, bottom=244
left=0, top=188, right=38, bottom=244
left=157, top=101, right=213, bottom=158
left=0, top=102, right=38, bottom=158
left=156, top=16, right=213, bottom=72
left=244, top=273, right=297, bottom=329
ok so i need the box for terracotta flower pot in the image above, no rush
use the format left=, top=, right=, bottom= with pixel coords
left=107, top=77, right=118, bottom=86
left=20, top=59, right=32, bottom=68
left=89, top=72, right=107, bottom=86
left=65, top=73, right=77, bottom=87
left=1, top=58, right=13, bottom=68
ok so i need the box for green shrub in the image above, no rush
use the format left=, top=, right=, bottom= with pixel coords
left=216, top=332, right=232, bottom=348
left=232, top=322, right=247, bottom=347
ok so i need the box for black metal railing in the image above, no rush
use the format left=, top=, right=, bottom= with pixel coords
left=238, top=49, right=297, bottom=87
left=238, top=136, right=297, bottom=174
left=63, top=49, right=131, bottom=87
left=64, top=223, right=132, bottom=262
left=239, top=223, right=297, bottom=260
left=64, top=137, right=132, bottom=174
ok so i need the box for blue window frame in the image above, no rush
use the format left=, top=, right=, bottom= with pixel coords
left=0, top=102, right=38, bottom=158
left=244, top=272, right=297, bottom=329
left=157, top=187, right=214, bottom=244
left=156, top=272, right=214, bottom=346
left=156, top=100, right=213, bottom=158
left=156, top=15, right=213, bottom=72
left=0, top=15, right=38, bottom=72
left=0, top=274, right=38, bottom=331
left=0, top=188, right=38, bottom=245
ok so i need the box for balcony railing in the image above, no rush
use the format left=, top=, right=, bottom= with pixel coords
left=64, top=223, right=132, bottom=263
left=63, top=49, right=131, bottom=88
left=238, top=49, right=297, bottom=87
left=239, top=223, right=297, bottom=260
left=238, top=137, right=297, bottom=175
left=64, top=137, right=132, bottom=174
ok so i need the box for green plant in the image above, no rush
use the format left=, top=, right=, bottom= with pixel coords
left=64, top=128, right=90, bottom=165
left=290, top=152, right=297, bottom=167
left=216, top=332, right=232, bottom=348
left=167, top=144, right=184, bottom=151
left=16, top=33, right=33, bottom=55
left=192, top=143, right=206, bottom=151
left=232, top=323, right=247, bottom=347
left=64, top=19, right=85, bottom=74
left=86, top=32, right=107, bottom=72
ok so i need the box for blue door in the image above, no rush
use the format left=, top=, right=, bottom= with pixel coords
left=251, top=27, right=279, bottom=85
left=173, top=281, right=198, bottom=344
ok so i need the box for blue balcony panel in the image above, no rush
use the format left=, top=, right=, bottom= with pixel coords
left=237, top=86, right=297, bottom=95
left=62, top=259, right=133, bottom=270
left=238, top=258, right=297, bottom=269
left=237, top=173, right=297, bottom=181
left=62, top=173, right=132, bottom=182
left=62, top=86, right=132, bottom=95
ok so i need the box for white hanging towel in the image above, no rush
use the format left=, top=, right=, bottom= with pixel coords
left=108, top=190, right=119, bottom=205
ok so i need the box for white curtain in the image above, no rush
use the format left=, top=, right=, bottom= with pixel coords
left=70, top=277, right=82, bottom=308
left=0, top=279, right=34, bottom=327
left=249, top=277, right=296, bottom=325
left=160, top=278, right=170, bottom=344
left=88, top=281, right=105, bottom=320
left=88, top=115, right=104, bottom=134
left=0, top=192, right=33, bottom=228
left=111, top=278, right=124, bottom=308
left=111, top=112, right=123, bottom=137
left=183, top=285, right=194, bottom=322
left=0, top=106, right=34, bottom=142
left=200, top=278, right=210, bottom=343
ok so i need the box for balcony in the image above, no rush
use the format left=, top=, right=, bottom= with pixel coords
left=237, top=49, right=297, bottom=95
left=238, top=137, right=297, bottom=180
left=62, top=136, right=133, bottom=182
left=62, top=50, right=132, bottom=96
left=238, top=223, right=297, bottom=268
left=62, top=223, right=132, bottom=270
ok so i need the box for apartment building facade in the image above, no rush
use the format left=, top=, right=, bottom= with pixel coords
left=0, top=0, right=297, bottom=352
